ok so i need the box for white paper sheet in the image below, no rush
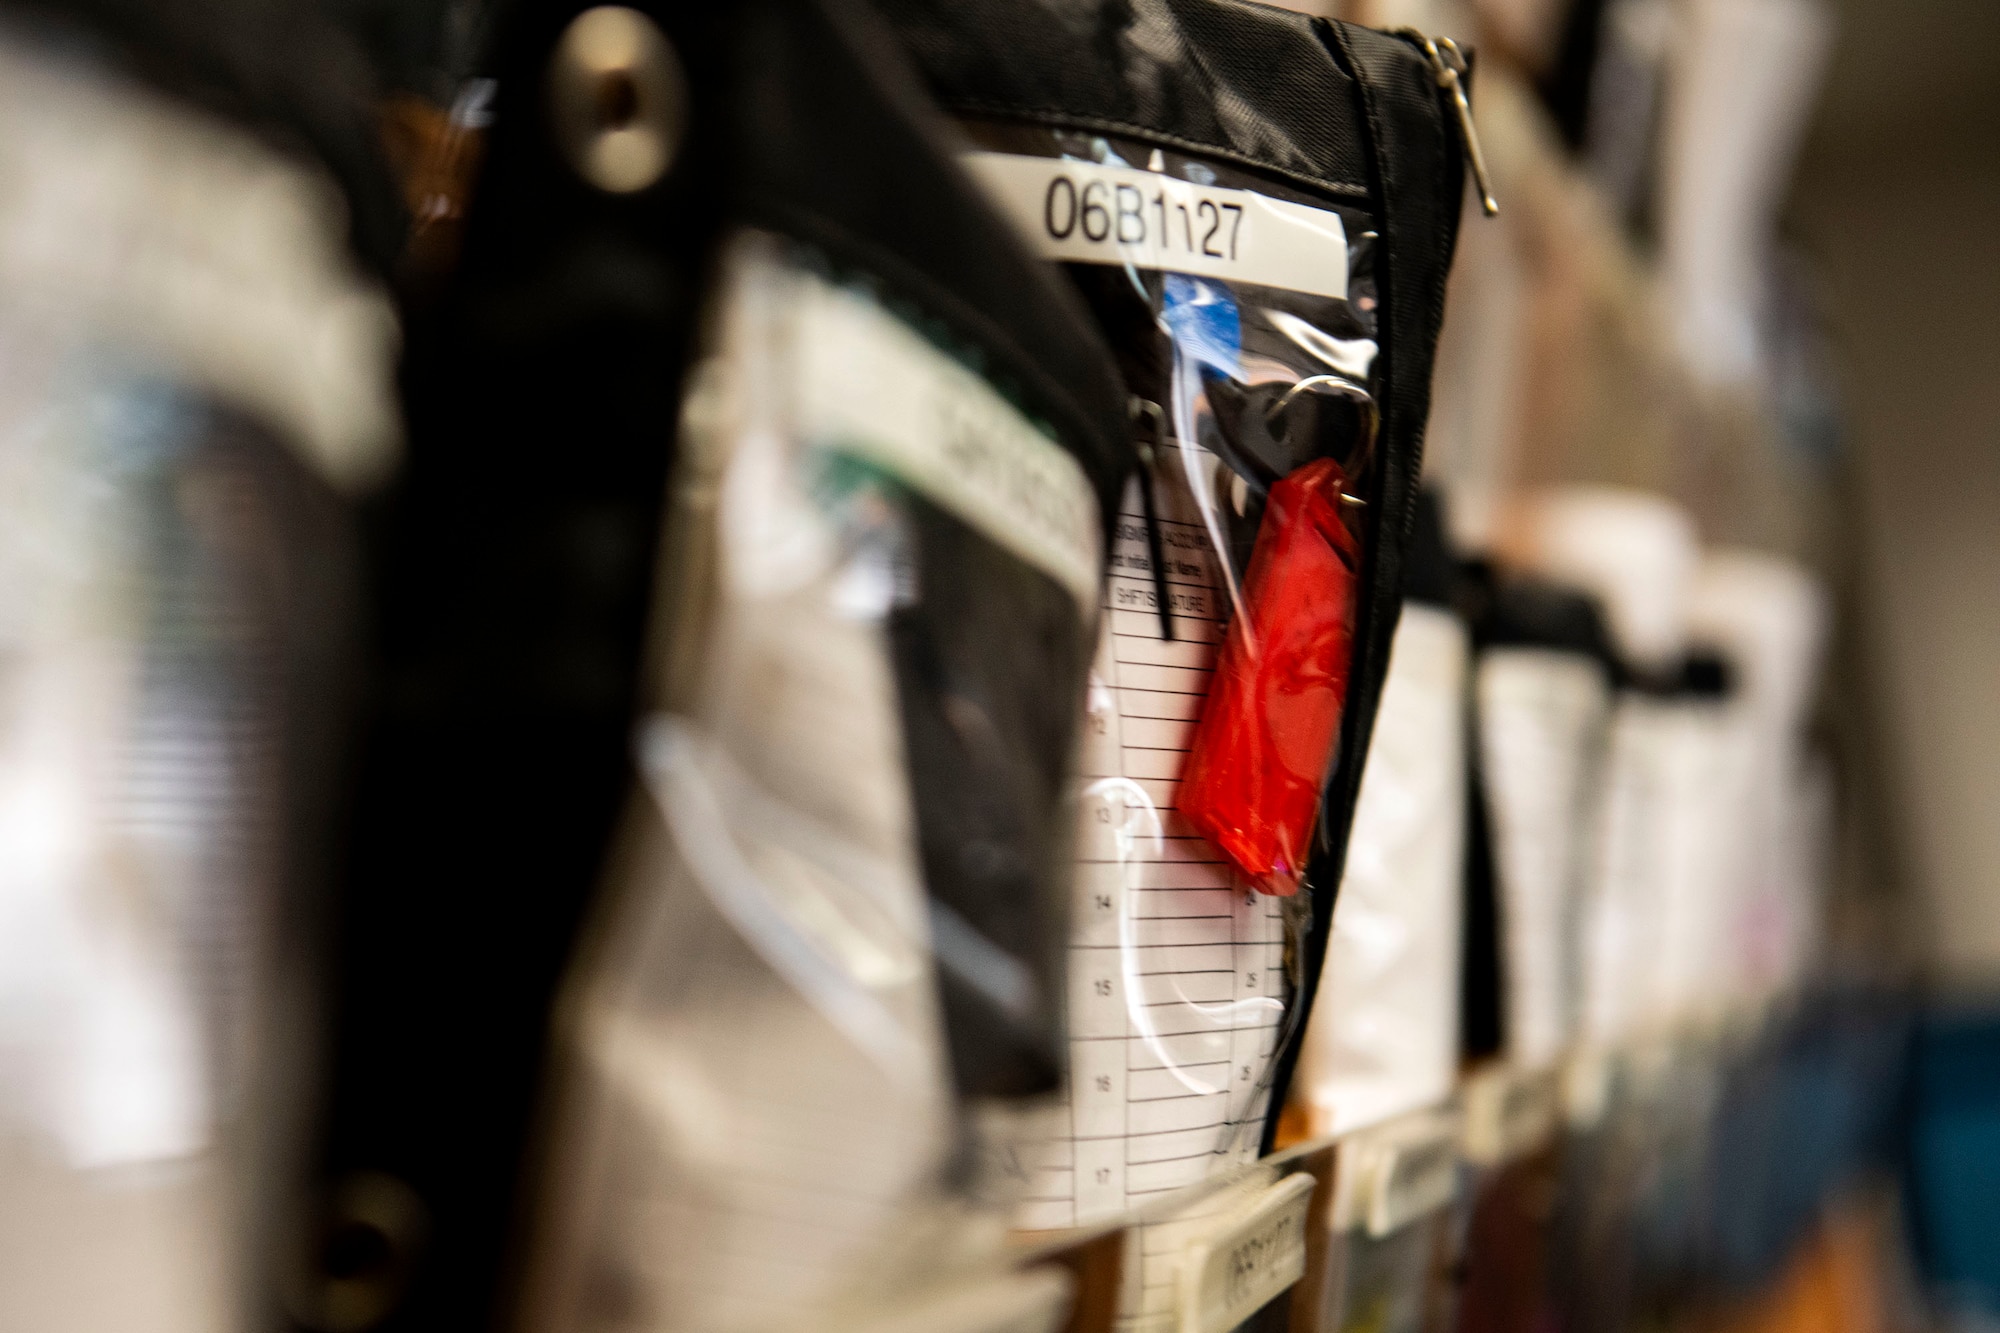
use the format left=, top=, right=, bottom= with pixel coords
left=1017, top=469, right=1286, bottom=1258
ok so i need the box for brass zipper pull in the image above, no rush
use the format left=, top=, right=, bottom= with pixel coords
left=1398, top=29, right=1498, bottom=217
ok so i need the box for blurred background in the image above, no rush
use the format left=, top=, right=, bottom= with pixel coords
left=1293, top=0, right=2000, bottom=989
left=1270, top=0, right=2000, bottom=1327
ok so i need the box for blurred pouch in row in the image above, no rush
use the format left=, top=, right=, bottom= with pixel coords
left=510, top=1, right=1135, bottom=1327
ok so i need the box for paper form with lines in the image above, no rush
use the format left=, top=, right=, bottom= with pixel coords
left=1016, top=459, right=1292, bottom=1244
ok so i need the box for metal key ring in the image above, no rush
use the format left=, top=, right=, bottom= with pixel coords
left=1262, top=374, right=1379, bottom=498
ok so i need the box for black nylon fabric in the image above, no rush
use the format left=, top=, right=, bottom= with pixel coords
left=875, top=0, right=1370, bottom=202
left=728, top=0, right=1133, bottom=536
left=889, top=498, right=1091, bottom=1098
left=1469, top=570, right=1619, bottom=668
left=1308, top=18, right=1467, bottom=880
left=874, top=0, right=1469, bottom=1152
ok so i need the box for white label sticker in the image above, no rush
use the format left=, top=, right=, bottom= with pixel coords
left=791, top=274, right=1103, bottom=612
left=963, top=151, right=1349, bottom=299
left=1176, top=1172, right=1316, bottom=1333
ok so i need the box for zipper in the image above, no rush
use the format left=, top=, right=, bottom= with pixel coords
left=1397, top=29, right=1498, bottom=217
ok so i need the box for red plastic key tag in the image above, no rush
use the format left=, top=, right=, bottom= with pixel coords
left=1178, top=456, right=1358, bottom=895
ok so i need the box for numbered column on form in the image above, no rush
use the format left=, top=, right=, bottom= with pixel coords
left=1017, top=468, right=1291, bottom=1234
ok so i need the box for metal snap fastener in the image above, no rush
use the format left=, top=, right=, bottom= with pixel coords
left=548, top=6, right=686, bottom=194
left=288, top=1171, right=429, bottom=1332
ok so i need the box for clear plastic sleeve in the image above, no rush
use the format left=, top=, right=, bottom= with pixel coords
left=517, top=233, right=1105, bottom=1332
left=949, top=126, right=1385, bottom=1230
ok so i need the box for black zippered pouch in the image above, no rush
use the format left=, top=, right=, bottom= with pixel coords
left=315, top=0, right=1134, bottom=1327
left=875, top=0, right=1471, bottom=1157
